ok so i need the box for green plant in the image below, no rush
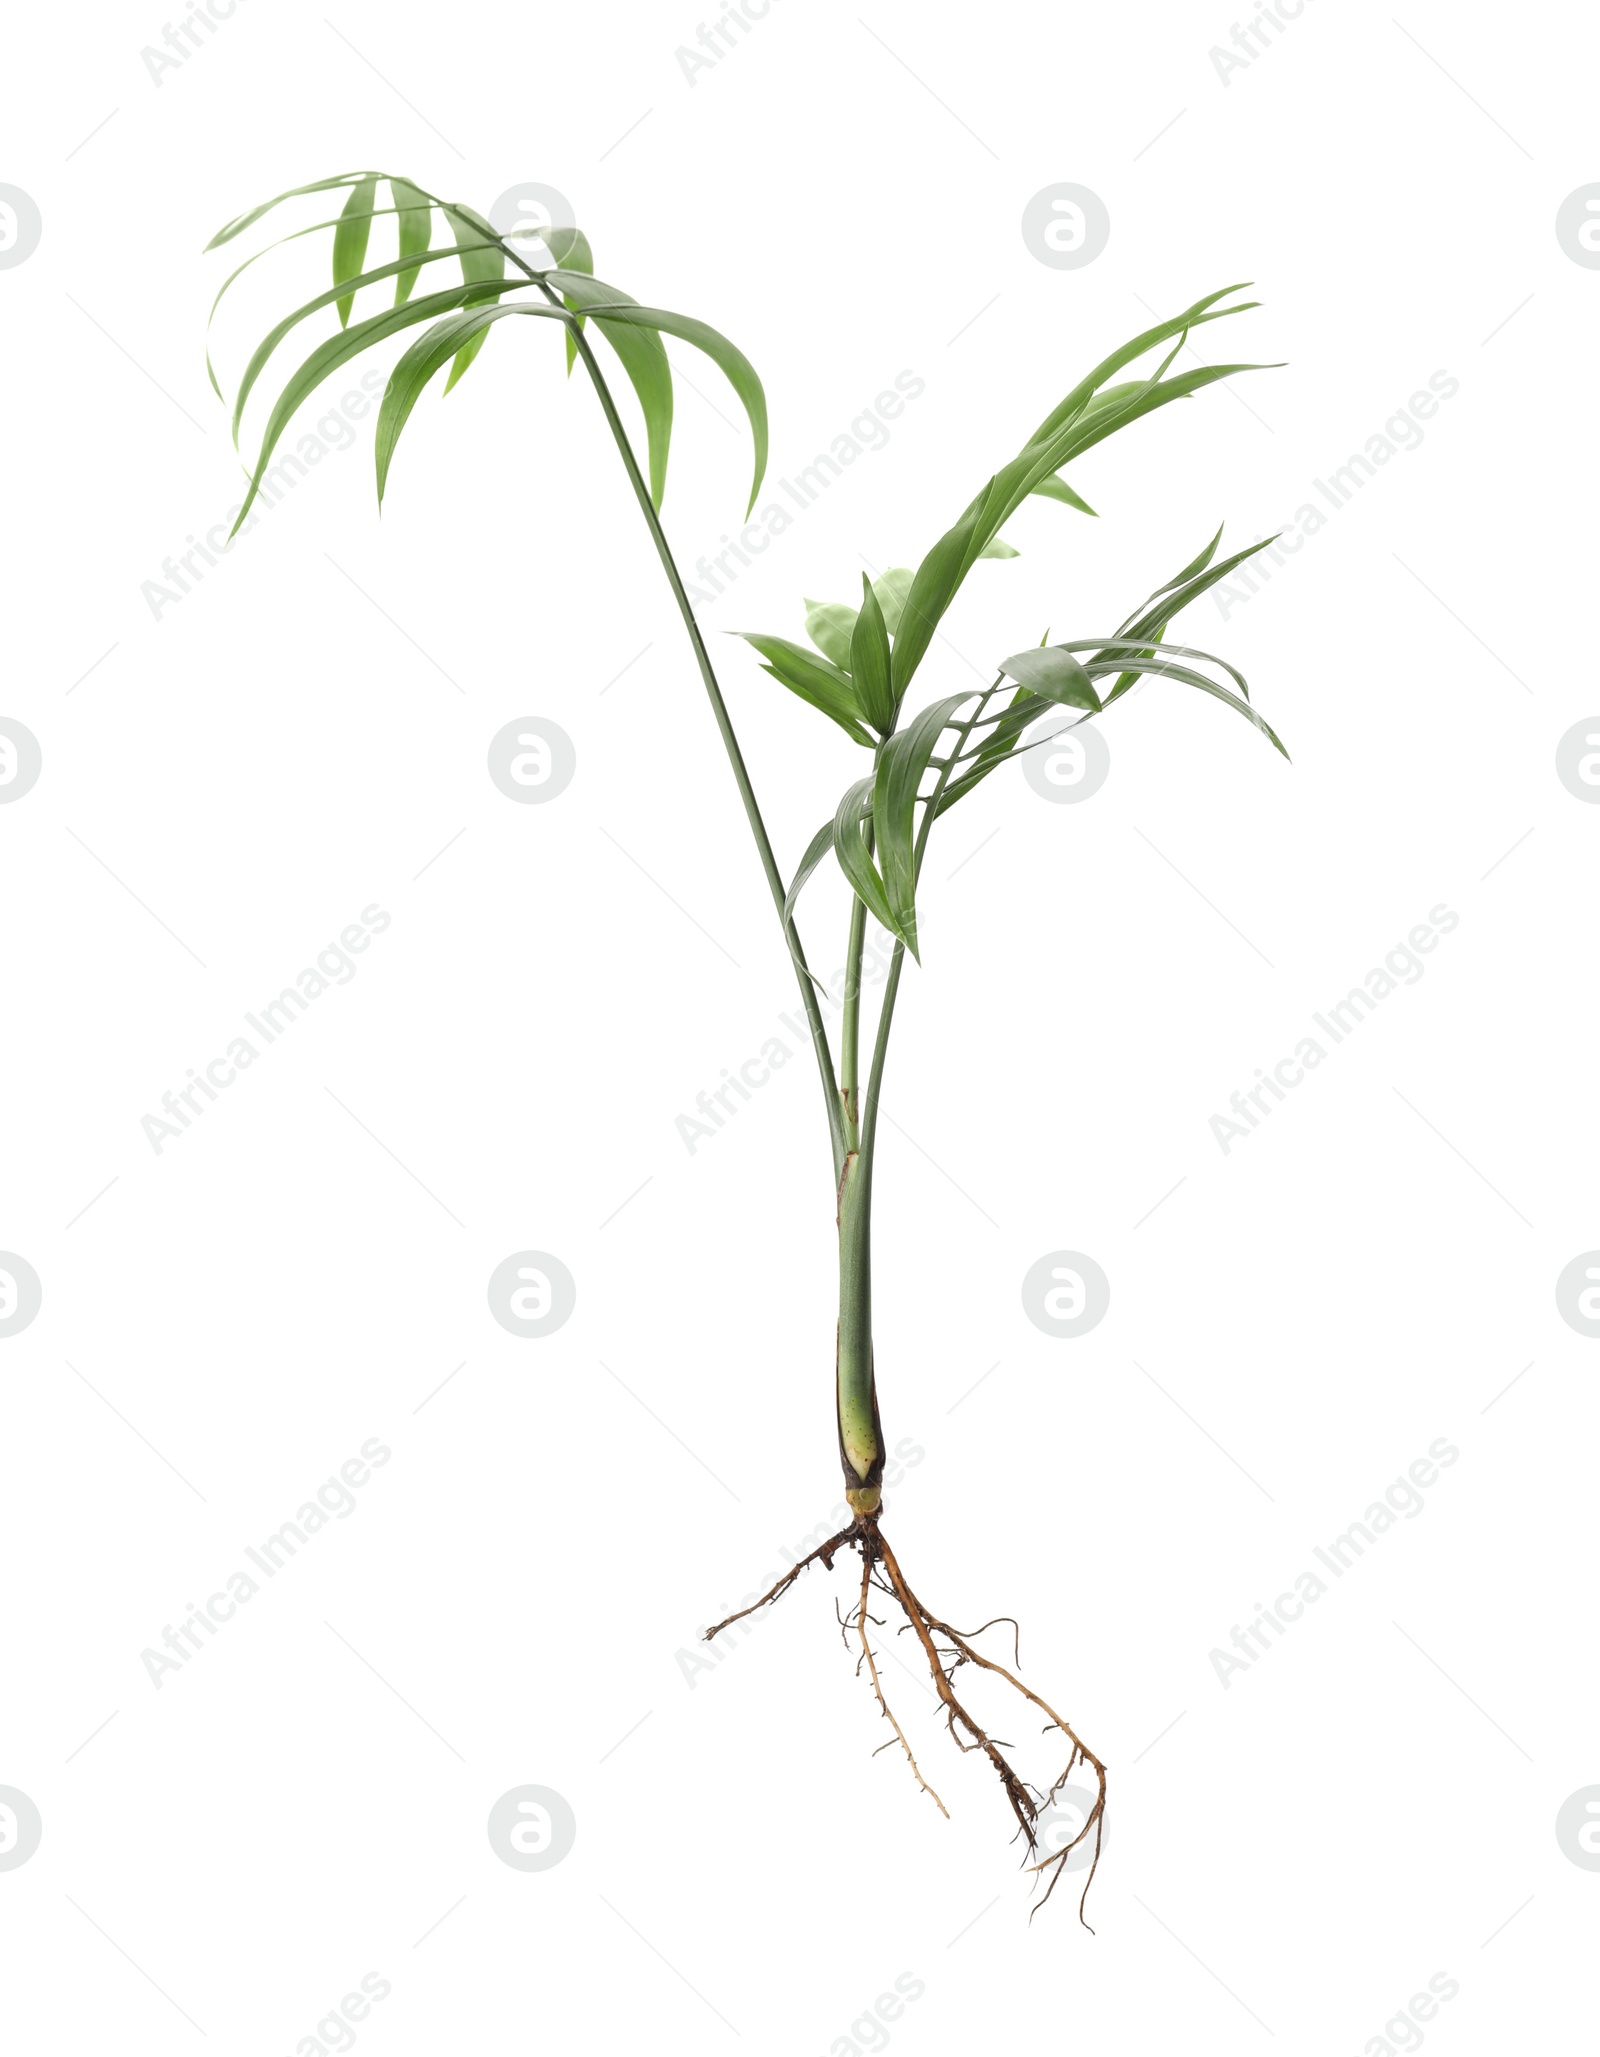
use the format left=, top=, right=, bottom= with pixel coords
left=205, top=174, right=1285, bottom=1919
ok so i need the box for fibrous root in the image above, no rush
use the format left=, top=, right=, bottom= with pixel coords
left=704, top=1511, right=1106, bottom=1923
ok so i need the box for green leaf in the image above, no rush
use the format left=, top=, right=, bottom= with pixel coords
left=1031, top=475, right=1097, bottom=516
left=1117, top=535, right=1279, bottom=642
left=803, top=598, right=859, bottom=671
left=1082, top=654, right=1288, bottom=757
left=373, top=302, right=567, bottom=504
left=439, top=205, right=507, bottom=390
left=933, top=704, right=1049, bottom=819
left=391, top=178, right=433, bottom=307
left=1052, top=362, right=1274, bottom=472
left=205, top=172, right=374, bottom=251
left=977, top=536, right=1019, bottom=559
left=874, top=691, right=975, bottom=958
left=542, top=224, right=593, bottom=273
left=333, top=177, right=378, bottom=327
left=849, top=575, right=895, bottom=733
left=781, top=821, right=837, bottom=992
left=832, top=779, right=897, bottom=934
left=1152, top=525, right=1223, bottom=593
left=890, top=502, right=984, bottom=700
left=997, top=646, right=1101, bottom=711
left=733, top=634, right=873, bottom=745
left=546, top=271, right=673, bottom=508
left=1035, top=632, right=1251, bottom=703
left=888, top=288, right=1271, bottom=701
left=872, top=567, right=914, bottom=636
left=1026, top=284, right=1259, bottom=446
left=539, top=226, right=595, bottom=372
left=205, top=201, right=408, bottom=401
left=229, top=241, right=512, bottom=446
left=229, top=280, right=530, bottom=537
left=548, top=276, right=768, bottom=515
left=939, top=625, right=1287, bottom=814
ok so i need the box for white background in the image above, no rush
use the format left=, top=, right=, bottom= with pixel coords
left=3, top=1, right=1598, bottom=2050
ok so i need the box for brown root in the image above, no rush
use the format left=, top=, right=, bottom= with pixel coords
left=703, top=1511, right=1106, bottom=1924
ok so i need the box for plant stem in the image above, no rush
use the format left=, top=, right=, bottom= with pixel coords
left=839, top=828, right=871, bottom=1154
left=457, top=211, right=1004, bottom=1502
left=476, top=217, right=848, bottom=1180
left=569, top=327, right=846, bottom=1176
left=858, top=940, right=906, bottom=1173
left=834, top=680, right=1006, bottom=1499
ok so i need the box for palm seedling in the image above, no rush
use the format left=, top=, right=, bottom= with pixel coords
left=205, top=173, right=1286, bottom=1919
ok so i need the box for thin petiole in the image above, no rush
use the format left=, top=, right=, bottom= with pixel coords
left=465, top=202, right=849, bottom=1178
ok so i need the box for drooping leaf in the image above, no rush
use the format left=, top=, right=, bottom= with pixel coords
left=849, top=576, right=895, bottom=734
left=229, top=280, right=529, bottom=537
left=548, top=277, right=768, bottom=514
left=804, top=598, right=859, bottom=671
left=831, top=778, right=897, bottom=934
left=205, top=171, right=374, bottom=252
left=945, top=623, right=1288, bottom=819
left=205, top=201, right=407, bottom=401
left=391, top=178, right=433, bottom=307
left=333, top=177, right=379, bottom=326
left=997, top=646, right=1100, bottom=710
left=546, top=271, right=673, bottom=505
left=374, top=302, right=567, bottom=503
left=439, top=204, right=507, bottom=389
left=539, top=226, right=594, bottom=372
left=978, top=536, right=1019, bottom=559
left=542, top=225, right=593, bottom=273
left=873, top=691, right=976, bottom=957
left=1032, top=632, right=1249, bottom=705
left=734, top=634, right=872, bottom=745
left=780, top=820, right=837, bottom=992
left=229, top=241, right=512, bottom=446
left=1082, top=654, right=1287, bottom=756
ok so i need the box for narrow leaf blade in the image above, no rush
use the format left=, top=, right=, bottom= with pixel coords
left=549, top=279, right=768, bottom=514
left=849, top=575, right=895, bottom=733
left=549, top=271, right=673, bottom=506
left=734, top=634, right=872, bottom=745
left=391, top=178, right=433, bottom=307
left=333, top=177, right=378, bottom=327
left=205, top=172, right=373, bottom=251
left=832, top=779, right=897, bottom=935
left=440, top=204, right=507, bottom=389
left=374, top=302, right=562, bottom=503
left=874, top=691, right=976, bottom=957
left=230, top=281, right=533, bottom=536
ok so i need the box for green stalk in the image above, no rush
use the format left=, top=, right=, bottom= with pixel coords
left=402, top=206, right=1010, bottom=1508
left=835, top=682, right=1006, bottom=1505
left=480, top=227, right=848, bottom=1180
left=838, top=829, right=871, bottom=1153
left=568, top=324, right=846, bottom=1177
left=834, top=932, right=902, bottom=1507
